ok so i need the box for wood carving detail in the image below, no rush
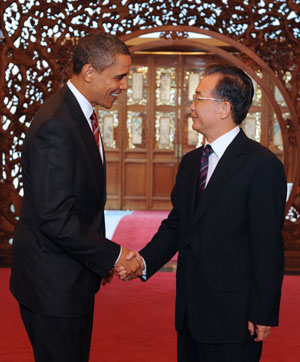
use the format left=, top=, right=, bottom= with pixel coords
left=0, top=0, right=299, bottom=263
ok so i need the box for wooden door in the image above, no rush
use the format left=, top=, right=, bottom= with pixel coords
left=116, top=53, right=209, bottom=210
left=122, top=53, right=179, bottom=210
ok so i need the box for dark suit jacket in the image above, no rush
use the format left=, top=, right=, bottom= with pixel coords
left=10, top=85, right=120, bottom=318
left=140, top=129, right=287, bottom=344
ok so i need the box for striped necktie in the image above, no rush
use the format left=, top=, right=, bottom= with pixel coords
left=90, top=111, right=100, bottom=150
left=196, top=144, right=213, bottom=203
left=90, top=110, right=104, bottom=164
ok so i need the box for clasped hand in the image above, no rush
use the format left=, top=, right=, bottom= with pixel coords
left=248, top=321, right=273, bottom=342
left=114, top=247, right=144, bottom=282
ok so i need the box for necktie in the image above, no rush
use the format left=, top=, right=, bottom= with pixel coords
left=90, top=111, right=100, bottom=150
left=90, top=110, right=104, bottom=163
left=196, top=144, right=213, bottom=203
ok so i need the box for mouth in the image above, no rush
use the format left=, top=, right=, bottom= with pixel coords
left=111, top=92, right=119, bottom=99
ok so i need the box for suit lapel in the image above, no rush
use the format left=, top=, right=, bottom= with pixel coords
left=184, top=147, right=203, bottom=223
left=189, top=130, right=248, bottom=230
left=59, top=85, right=106, bottom=203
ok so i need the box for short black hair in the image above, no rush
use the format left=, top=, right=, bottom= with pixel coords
left=73, top=32, right=130, bottom=74
left=204, top=64, right=254, bottom=124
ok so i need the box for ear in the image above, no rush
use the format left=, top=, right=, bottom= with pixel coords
left=220, top=100, right=231, bottom=119
left=81, top=64, right=95, bottom=83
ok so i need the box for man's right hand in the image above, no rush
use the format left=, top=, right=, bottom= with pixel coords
left=114, top=247, right=144, bottom=281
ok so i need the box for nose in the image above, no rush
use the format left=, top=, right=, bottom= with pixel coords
left=120, top=76, right=128, bottom=91
left=190, top=101, right=195, bottom=112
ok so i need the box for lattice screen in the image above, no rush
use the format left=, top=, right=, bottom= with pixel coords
left=0, top=0, right=299, bottom=263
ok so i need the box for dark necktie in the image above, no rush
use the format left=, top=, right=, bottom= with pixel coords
left=196, top=144, right=213, bottom=203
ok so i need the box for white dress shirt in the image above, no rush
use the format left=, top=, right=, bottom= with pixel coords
left=67, top=80, right=104, bottom=162
left=205, top=126, right=240, bottom=187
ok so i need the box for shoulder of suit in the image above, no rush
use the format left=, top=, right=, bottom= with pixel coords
left=33, top=86, right=74, bottom=124
left=243, top=134, right=284, bottom=171
left=245, top=136, right=278, bottom=159
left=25, top=86, right=78, bottom=140
left=182, top=147, right=202, bottom=160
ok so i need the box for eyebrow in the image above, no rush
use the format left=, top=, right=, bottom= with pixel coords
left=116, top=72, right=129, bottom=78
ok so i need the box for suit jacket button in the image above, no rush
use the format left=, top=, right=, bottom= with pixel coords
left=186, top=243, right=192, bottom=249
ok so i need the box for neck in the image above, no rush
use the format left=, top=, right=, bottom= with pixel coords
left=70, top=76, right=89, bottom=101
left=205, top=124, right=238, bottom=143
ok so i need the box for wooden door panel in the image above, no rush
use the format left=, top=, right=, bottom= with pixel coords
left=123, top=161, right=147, bottom=209
left=153, top=163, right=176, bottom=196
left=121, top=54, right=151, bottom=209
left=105, top=160, right=120, bottom=209
left=124, top=162, right=147, bottom=196
left=149, top=55, right=179, bottom=209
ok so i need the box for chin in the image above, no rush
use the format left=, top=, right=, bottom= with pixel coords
left=191, top=124, right=198, bottom=132
left=106, top=99, right=116, bottom=109
left=100, top=102, right=113, bottom=110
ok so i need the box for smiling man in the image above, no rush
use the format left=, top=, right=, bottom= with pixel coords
left=10, top=32, right=144, bottom=362
left=120, top=64, right=287, bottom=362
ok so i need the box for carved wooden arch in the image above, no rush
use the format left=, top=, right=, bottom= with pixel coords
left=120, top=25, right=300, bottom=212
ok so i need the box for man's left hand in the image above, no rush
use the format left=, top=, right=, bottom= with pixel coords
left=248, top=321, right=273, bottom=342
left=102, top=269, right=114, bottom=286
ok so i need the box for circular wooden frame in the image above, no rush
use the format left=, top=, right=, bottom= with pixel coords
left=120, top=25, right=300, bottom=211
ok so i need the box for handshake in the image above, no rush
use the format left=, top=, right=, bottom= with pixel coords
left=102, top=247, right=144, bottom=285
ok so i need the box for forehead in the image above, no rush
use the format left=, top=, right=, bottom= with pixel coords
left=108, top=53, right=131, bottom=72
left=196, top=74, right=220, bottom=94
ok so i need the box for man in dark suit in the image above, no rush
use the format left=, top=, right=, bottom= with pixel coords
left=10, top=32, right=143, bottom=362
left=118, top=64, right=287, bottom=362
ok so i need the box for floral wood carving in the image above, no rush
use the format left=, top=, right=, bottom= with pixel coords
left=0, top=0, right=299, bottom=264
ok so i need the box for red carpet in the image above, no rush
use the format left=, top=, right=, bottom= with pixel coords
left=1, top=211, right=299, bottom=361
left=1, top=269, right=300, bottom=361
left=112, top=210, right=178, bottom=261
left=0, top=269, right=176, bottom=362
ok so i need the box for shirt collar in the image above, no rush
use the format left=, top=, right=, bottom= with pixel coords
left=206, top=126, right=240, bottom=159
left=67, top=80, right=94, bottom=121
